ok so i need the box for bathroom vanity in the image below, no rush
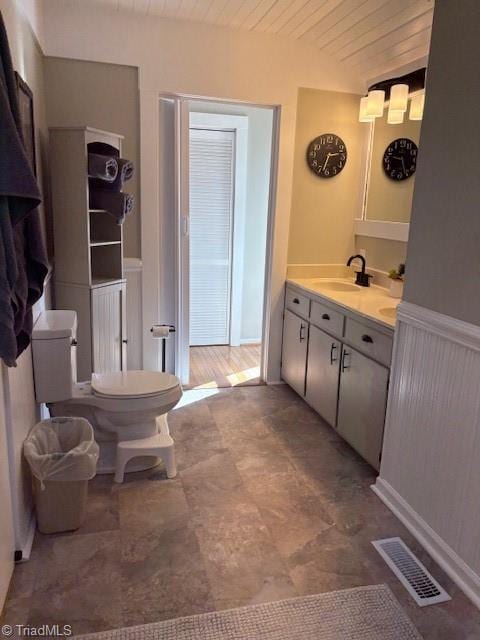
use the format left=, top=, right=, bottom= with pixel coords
left=281, top=278, right=398, bottom=470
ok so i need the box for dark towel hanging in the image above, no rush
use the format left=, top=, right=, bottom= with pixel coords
left=0, top=10, right=48, bottom=366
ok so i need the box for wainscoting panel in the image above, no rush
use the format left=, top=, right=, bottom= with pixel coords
left=124, top=258, right=143, bottom=370
left=374, top=301, right=480, bottom=606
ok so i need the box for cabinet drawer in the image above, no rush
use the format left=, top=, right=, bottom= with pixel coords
left=344, top=318, right=392, bottom=366
left=285, top=288, right=310, bottom=319
left=310, top=300, right=344, bottom=337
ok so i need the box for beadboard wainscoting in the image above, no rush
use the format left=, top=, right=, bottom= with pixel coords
left=124, top=258, right=143, bottom=370
left=373, top=301, right=480, bottom=607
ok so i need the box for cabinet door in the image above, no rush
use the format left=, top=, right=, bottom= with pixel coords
left=281, top=309, right=308, bottom=396
left=91, top=282, right=127, bottom=374
left=305, top=325, right=341, bottom=427
left=337, top=346, right=389, bottom=470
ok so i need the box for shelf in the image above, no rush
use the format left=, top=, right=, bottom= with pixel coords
left=90, top=240, right=122, bottom=247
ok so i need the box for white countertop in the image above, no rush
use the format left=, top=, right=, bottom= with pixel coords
left=287, top=277, right=400, bottom=329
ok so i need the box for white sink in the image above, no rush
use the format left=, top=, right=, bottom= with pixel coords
left=312, top=280, right=360, bottom=293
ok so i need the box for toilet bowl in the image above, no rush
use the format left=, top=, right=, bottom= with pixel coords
left=32, top=310, right=182, bottom=478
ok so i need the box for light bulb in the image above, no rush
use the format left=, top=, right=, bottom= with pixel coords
left=387, top=109, right=404, bottom=124
left=359, top=96, right=375, bottom=122
left=389, top=84, right=409, bottom=112
left=365, top=90, right=385, bottom=118
left=410, top=92, right=425, bottom=120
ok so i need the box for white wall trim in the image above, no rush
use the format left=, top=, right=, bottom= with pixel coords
left=354, top=219, right=410, bottom=242
left=189, top=112, right=248, bottom=348
left=372, top=478, right=480, bottom=609
left=397, top=301, right=480, bottom=353
left=376, top=299, right=480, bottom=610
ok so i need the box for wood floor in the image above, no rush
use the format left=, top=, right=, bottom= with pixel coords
left=188, top=344, right=262, bottom=388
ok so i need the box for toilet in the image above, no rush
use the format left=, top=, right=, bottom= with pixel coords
left=31, top=310, right=182, bottom=482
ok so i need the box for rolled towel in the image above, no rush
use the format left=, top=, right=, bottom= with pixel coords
left=88, top=154, right=118, bottom=182
left=89, top=157, right=134, bottom=192
left=89, top=189, right=135, bottom=225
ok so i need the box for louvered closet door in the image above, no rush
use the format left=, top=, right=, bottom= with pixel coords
left=189, top=128, right=235, bottom=346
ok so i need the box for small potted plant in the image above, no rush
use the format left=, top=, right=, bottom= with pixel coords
left=388, top=263, right=405, bottom=298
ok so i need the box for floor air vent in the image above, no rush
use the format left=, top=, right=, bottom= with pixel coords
left=372, top=537, right=451, bottom=606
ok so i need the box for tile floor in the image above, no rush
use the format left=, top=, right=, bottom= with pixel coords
left=2, top=385, right=480, bottom=639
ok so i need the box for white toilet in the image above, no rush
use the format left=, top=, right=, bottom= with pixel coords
left=32, top=310, right=182, bottom=482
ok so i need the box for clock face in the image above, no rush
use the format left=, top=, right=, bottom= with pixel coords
left=383, top=138, right=418, bottom=181
left=306, top=133, right=347, bottom=178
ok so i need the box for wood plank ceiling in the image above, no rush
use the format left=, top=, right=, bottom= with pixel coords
left=96, top=0, right=434, bottom=82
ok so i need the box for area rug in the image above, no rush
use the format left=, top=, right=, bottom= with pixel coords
left=75, top=584, right=422, bottom=640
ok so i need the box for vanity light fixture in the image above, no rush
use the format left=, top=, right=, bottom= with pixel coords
left=365, top=89, right=385, bottom=118
left=409, top=91, right=425, bottom=120
left=359, top=96, right=376, bottom=122
left=359, top=68, right=426, bottom=124
left=389, top=84, right=409, bottom=112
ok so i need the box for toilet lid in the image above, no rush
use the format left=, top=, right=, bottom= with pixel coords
left=91, top=371, right=180, bottom=399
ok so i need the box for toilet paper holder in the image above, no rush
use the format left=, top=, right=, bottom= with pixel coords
left=150, top=324, right=176, bottom=373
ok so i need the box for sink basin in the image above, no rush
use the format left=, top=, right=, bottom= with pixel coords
left=379, top=307, right=397, bottom=319
left=312, top=281, right=360, bottom=293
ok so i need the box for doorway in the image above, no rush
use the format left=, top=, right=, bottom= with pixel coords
left=180, top=99, right=275, bottom=388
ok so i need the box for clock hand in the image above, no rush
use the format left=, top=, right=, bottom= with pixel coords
left=322, top=153, right=331, bottom=172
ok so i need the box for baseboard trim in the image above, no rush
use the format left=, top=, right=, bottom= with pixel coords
left=239, top=338, right=262, bottom=345
left=15, top=511, right=36, bottom=563
left=372, top=477, right=480, bottom=608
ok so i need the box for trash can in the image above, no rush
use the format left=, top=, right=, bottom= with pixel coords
left=24, top=417, right=99, bottom=534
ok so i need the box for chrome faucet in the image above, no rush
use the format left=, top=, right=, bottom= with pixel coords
left=347, top=254, right=372, bottom=287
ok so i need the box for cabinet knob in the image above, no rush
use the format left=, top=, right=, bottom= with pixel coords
left=122, top=339, right=128, bottom=344
left=361, top=334, right=373, bottom=343
left=71, top=339, right=78, bottom=346
left=322, top=313, right=330, bottom=320
left=293, top=297, right=300, bottom=304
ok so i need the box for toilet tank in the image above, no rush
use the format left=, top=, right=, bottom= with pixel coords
left=32, top=310, right=78, bottom=403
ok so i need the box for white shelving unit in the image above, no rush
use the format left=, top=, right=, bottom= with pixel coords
left=49, top=126, right=127, bottom=380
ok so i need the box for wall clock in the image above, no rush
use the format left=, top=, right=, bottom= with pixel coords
left=383, top=138, right=418, bottom=181
left=306, top=133, right=347, bottom=178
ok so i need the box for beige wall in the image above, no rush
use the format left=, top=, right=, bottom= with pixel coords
left=40, top=3, right=363, bottom=381
left=404, top=0, right=480, bottom=322
left=354, top=236, right=407, bottom=273
left=288, top=88, right=369, bottom=265
left=44, top=57, right=141, bottom=257
left=0, top=0, right=50, bottom=609
left=365, top=104, right=421, bottom=223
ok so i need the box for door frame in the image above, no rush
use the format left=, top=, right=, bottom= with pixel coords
left=142, top=92, right=280, bottom=385
left=189, top=112, right=248, bottom=348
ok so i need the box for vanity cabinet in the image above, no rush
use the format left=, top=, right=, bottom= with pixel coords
left=337, top=346, right=389, bottom=469
left=281, top=309, right=308, bottom=397
left=305, top=325, right=341, bottom=427
left=282, top=283, right=393, bottom=470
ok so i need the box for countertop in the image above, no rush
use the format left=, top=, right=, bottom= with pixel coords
left=286, top=277, right=400, bottom=329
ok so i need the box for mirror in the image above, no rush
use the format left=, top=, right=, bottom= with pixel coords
left=363, top=97, right=422, bottom=224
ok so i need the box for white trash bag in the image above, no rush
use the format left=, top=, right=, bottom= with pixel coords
left=24, top=417, right=99, bottom=488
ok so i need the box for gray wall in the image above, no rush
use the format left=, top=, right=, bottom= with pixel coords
left=404, top=0, right=480, bottom=322
left=44, top=57, right=141, bottom=257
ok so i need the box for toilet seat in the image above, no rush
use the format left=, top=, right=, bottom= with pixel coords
left=91, top=370, right=180, bottom=399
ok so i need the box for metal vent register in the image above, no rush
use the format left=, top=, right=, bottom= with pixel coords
left=372, top=537, right=451, bottom=606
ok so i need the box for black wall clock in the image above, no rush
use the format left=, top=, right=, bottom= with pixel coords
left=306, top=133, right=347, bottom=178
left=383, top=138, right=418, bottom=181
